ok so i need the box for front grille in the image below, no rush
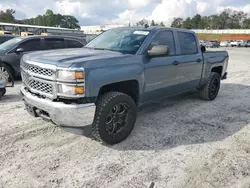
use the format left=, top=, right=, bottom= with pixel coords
left=21, top=72, right=53, bottom=95
left=22, top=61, right=53, bottom=77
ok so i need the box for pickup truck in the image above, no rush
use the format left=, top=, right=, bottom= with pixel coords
left=20, top=27, right=229, bottom=145
left=230, top=40, right=245, bottom=47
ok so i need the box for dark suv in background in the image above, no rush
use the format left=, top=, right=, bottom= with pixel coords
left=0, top=35, right=87, bottom=78
left=245, top=40, right=250, bottom=48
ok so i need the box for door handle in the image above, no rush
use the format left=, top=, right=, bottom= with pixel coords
left=196, top=59, right=202, bottom=63
left=172, top=61, right=179, bottom=65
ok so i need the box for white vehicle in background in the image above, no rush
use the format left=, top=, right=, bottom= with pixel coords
left=230, top=40, right=239, bottom=47
left=199, top=40, right=207, bottom=46
left=230, top=40, right=245, bottom=47
left=238, top=40, right=247, bottom=47
left=220, top=41, right=230, bottom=47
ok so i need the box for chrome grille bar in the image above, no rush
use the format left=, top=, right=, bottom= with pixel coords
left=22, top=61, right=53, bottom=77
left=21, top=60, right=57, bottom=99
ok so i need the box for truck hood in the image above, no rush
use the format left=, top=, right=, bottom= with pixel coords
left=22, top=48, right=133, bottom=68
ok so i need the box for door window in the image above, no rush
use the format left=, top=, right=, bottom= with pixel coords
left=18, top=39, right=42, bottom=52
left=148, top=30, right=176, bottom=55
left=177, top=32, right=198, bottom=55
left=44, top=38, right=65, bottom=50
left=66, top=39, right=84, bottom=48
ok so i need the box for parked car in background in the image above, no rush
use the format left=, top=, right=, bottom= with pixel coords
left=0, top=30, right=12, bottom=35
left=0, top=35, right=15, bottom=44
left=230, top=40, right=238, bottom=47
left=0, top=35, right=87, bottom=79
left=237, top=40, right=246, bottom=47
left=199, top=40, right=207, bottom=46
left=213, top=41, right=220, bottom=48
left=205, top=41, right=213, bottom=48
left=220, top=41, right=230, bottom=47
left=206, top=40, right=220, bottom=48
left=230, top=40, right=245, bottom=47
left=245, top=40, right=250, bottom=47
left=21, top=32, right=34, bottom=36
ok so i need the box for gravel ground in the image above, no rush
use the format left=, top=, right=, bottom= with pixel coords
left=0, top=48, right=250, bottom=188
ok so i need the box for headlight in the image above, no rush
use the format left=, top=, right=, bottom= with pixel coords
left=57, top=70, right=84, bottom=80
left=58, top=84, right=85, bottom=95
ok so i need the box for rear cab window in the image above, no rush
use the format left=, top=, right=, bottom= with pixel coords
left=177, top=31, right=198, bottom=55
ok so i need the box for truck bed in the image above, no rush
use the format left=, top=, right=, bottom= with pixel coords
left=200, top=50, right=229, bottom=86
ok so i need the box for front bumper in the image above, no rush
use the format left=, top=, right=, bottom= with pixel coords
left=20, top=86, right=96, bottom=127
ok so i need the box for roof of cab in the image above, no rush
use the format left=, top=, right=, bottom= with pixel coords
left=16, top=35, right=84, bottom=40
left=113, top=26, right=195, bottom=33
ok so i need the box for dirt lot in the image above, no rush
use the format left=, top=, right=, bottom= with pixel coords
left=0, top=48, right=250, bottom=188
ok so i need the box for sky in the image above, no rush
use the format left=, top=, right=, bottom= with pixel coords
left=0, top=0, right=250, bottom=26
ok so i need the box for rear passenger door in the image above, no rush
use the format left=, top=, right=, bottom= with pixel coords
left=66, top=39, right=84, bottom=48
left=176, top=31, right=203, bottom=91
left=44, top=38, right=66, bottom=50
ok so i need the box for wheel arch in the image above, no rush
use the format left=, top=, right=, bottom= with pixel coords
left=211, top=66, right=223, bottom=76
left=97, top=80, right=140, bottom=105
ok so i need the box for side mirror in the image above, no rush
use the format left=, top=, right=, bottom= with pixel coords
left=16, top=48, right=25, bottom=53
left=201, top=45, right=206, bottom=53
left=147, top=45, right=170, bottom=57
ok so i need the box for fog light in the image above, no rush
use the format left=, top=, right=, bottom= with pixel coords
left=75, top=87, right=84, bottom=94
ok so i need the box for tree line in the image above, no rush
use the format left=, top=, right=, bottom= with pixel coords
left=171, top=9, right=250, bottom=29
left=1, top=8, right=250, bottom=30
left=0, top=9, right=80, bottom=29
left=136, top=19, right=165, bottom=27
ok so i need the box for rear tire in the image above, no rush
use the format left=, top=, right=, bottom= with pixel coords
left=199, top=72, right=221, bottom=101
left=92, top=92, right=137, bottom=145
left=0, top=88, right=6, bottom=99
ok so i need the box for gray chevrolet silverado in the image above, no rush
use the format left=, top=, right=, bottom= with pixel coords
left=20, top=27, right=229, bottom=144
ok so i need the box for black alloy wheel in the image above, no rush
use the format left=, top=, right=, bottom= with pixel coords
left=105, top=103, right=129, bottom=137
left=92, top=91, right=137, bottom=145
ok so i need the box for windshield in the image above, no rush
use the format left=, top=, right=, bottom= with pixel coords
left=86, top=28, right=150, bottom=54
left=0, top=37, right=23, bottom=51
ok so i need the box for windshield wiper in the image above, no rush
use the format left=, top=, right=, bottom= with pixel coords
left=86, top=47, right=120, bottom=52
left=85, top=47, right=134, bottom=54
left=85, top=47, right=106, bottom=50
left=93, top=47, right=106, bottom=50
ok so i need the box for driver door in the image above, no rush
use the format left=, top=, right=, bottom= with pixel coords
left=142, top=30, right=180, bottom=102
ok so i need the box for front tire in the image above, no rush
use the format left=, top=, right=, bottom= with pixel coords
left=199, top=72, right=221, bottom=101
left=92, top=92, right=137, bottom=145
